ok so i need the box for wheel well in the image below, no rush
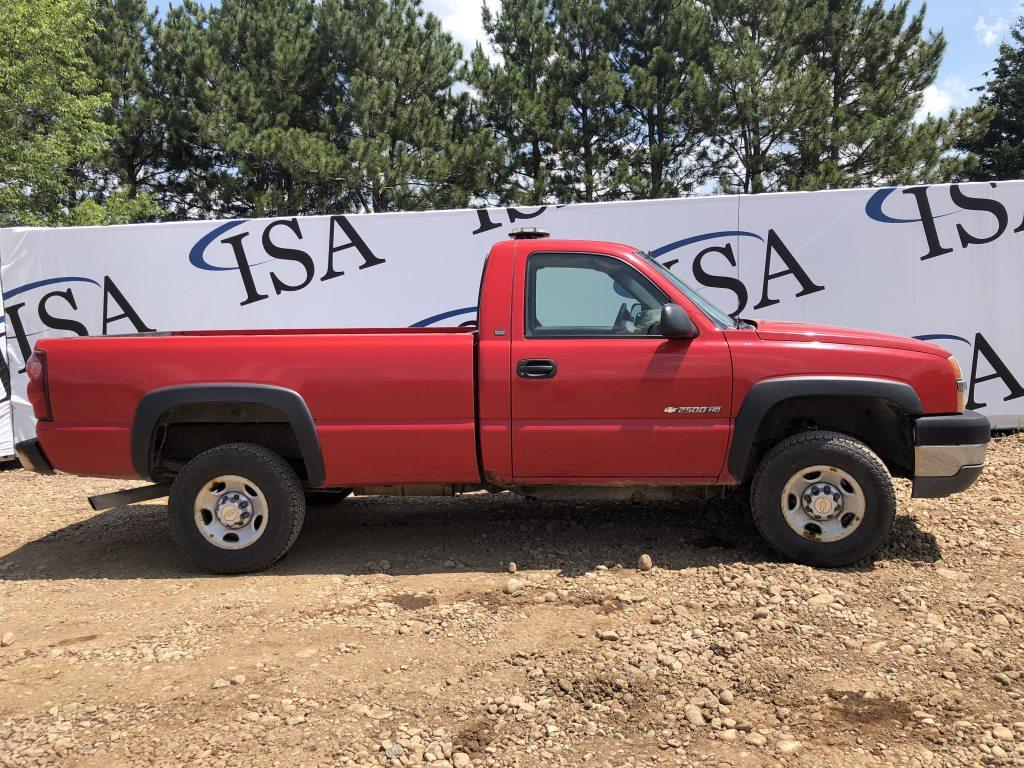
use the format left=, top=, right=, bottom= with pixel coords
left=149, top=402, right=307, bottom=482
left=745, top=396, right=914, bottom=481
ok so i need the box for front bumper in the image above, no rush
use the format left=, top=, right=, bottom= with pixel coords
left=15, top=439, right=54, bottom=475
left=911, top=411, right=990, bottom=498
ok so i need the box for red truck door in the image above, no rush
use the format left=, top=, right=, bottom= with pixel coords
left=509, top=248, right=732, bottom=482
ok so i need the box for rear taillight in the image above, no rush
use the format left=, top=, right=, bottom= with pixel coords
left=26, top=350, right=52, bottom=421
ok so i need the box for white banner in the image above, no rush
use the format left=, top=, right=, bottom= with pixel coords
left=0, top=261, right=11, bottom=458
left=2, top=181, right=1022, bottom=450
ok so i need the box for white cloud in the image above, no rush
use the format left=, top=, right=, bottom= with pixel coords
left=975, top=14, right=1009, bottom=47
left=914, top=76, right=977, bottom=123
left=915, top=84, right=954, bottom=122
left=938, top=75, right=976, bottom=110
left=421, top=0, right=501, bottom=56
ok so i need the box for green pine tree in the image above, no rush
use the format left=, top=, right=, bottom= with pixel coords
left=84, top=0, right=166, bottom=221
left=0, top=0, right=107, bottom=226
left=958, top=19, right=1024, bottom=181
left=320, top=0, right=495, bottom=212
left=549, top=0, right=629, bottom=202
left=785, top=0, right=950, bottom=189
left=201, top=0, right=341, bottom=217
left=611, top=0, right=719, bottom=198
left=704, top=0, right=827, bottom=194
left=147, top=0, right=344, bottom=217
left=469, top=0, right=559, bottom=205
left=150, top=0, right=224, bottom=215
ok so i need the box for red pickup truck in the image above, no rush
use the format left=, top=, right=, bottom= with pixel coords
left=16, top=230, right=989, bottom=573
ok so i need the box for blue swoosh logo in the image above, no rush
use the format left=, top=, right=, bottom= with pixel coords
left=188, top=220, right=247, bottom=271
left=914, top=333, right=971, bottom=345
left=4, top=276, right=101, bottom=299
left=865, top=188, right=958, bottom=225
left=411, top=306, right=477, bottom=327
left=650, top=231, right=764, bottom=258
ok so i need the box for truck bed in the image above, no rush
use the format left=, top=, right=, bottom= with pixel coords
left=37, top=328, right=481, bottom=485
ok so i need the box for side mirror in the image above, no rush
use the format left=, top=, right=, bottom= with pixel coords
left=659, top=303, right=699, bottom=339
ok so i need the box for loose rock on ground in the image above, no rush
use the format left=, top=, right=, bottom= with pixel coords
left=1, top=434, right=1023, bottom=766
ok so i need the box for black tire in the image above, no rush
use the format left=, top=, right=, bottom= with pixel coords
left=167, top=443, right=306, bottom=574
left=749, top=430, right=896, bottom=567
left=305, top=488, right=352, bottom=505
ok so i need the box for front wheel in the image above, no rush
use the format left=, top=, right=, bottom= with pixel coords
left=167, top=443, right=306, bottom=574
left=750, top=431, right=896, bottom=567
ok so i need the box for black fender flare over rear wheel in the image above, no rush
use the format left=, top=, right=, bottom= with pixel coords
left=167, top=442, right=306, bottom=574
left=749, top=430, right=897, bottom=567
left=132, top=384, right=326, bottom=486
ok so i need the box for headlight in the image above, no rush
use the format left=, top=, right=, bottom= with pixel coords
left=949, top=356, right=966, bottom=413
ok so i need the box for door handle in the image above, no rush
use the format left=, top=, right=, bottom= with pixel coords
left=517, top=358, right=557, bottom=379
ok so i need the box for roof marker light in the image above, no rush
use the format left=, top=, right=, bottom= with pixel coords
left=508, top=227, right=550, bottom=240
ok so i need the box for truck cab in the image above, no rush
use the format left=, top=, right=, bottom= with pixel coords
left=476, top=235, right=733, bottom=485
left=17, top=229, right=990, bottom=573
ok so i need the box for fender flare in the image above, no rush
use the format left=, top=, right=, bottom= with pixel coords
left=727, top=376, right=923, bottom=482
left=131, top=383, right=326, bottom=487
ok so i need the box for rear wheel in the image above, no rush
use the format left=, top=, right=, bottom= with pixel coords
left=167, top=443, right=306, bottom=574
left=750, top=431, right=896, bottom=567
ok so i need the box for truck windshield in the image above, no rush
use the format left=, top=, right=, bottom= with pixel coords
left=641, top=253, right=738, bottom=329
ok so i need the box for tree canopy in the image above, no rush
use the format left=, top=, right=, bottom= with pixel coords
left=0, top=0, right=1004, bottom=226
left=0, top=0, right=107, bottom=226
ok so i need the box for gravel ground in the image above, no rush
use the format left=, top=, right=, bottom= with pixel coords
left=0, top=435, right=1022, bottom=768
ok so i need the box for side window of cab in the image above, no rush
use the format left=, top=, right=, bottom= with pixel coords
left=525, top=253, right=668, bottom=338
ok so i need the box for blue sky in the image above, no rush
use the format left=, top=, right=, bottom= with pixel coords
left=903, top=0, right=1023, bottom=118
left=147, top=0, right=1020, bottom=118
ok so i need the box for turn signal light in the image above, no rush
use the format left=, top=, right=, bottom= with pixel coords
left=26, top=351, right=52, bottom=421
left=949, top=356, right=965, bottom=413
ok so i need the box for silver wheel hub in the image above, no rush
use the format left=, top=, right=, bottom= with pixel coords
left=781, top=466, right=865, bottom=543
left=215, top=492, right=253, bottom=528
left=194, top=475, right=268, bottom=550
left=803, top=482, right=843, bottom=521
